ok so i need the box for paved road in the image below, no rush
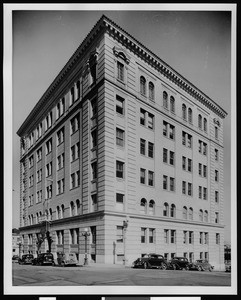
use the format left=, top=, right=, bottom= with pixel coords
left=12, top=262, right=231, bottom=286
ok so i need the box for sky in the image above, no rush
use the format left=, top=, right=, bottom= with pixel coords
left=9, top=4, right=234, bottom=243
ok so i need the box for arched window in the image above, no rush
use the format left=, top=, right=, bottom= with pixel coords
left=70, top=201, right=75, bottom=217
left=188, top=108, right=192, bottom=124
left=149, top=82, right=155, bottom=101
left=149, top=200, right=155, bottom=215
left=182, top=104, right=187, bottom=120
left=163, top=202, right=169, bottom=217
left=163, top=91, right=168, bottom=109
left=140, top=198, right=147, bottom=214
left=61, top=204, right=65, bottom=219
left=199, top=209, right=203, bottom=221
left=170, top=204, right=176, bottom=218
left=204, top=210, right=208, bottom=222
left=183, top=206, right=187, bottom=219
left=170, top=96, right=175, bottom=113
left=76, top=199, right=82, bottom=215
left=36, top=212, right=39, bottom=224
left=189, top=207, right=193, bottom=220
left=56, top=206, right=60, bottom=219
left=140, top=76, right=146, bottom=96
left=203, top=118, right=207, bottom=132
left=198, top=114, right=202, bottom=129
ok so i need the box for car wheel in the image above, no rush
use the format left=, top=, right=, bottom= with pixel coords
left=143, top=262, right=149, bottom=269
left=160, top=262, right=167, bottom=270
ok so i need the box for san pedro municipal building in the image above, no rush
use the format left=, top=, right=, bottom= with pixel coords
left=17, top=15, right=227, bottom=270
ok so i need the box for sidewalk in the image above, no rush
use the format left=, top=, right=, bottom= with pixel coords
left=77, top=262, right=131, bottom=269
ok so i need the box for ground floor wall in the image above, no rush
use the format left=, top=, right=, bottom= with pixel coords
left=19, top=211, right=225, bottom=270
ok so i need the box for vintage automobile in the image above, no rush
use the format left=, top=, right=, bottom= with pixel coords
left=18, top=254, right=34, bottom=265
left=56, top=252, right=78, bottom=267
left=168, top=257, right=190, bottom=270
left=189, top=259, right=214, bottom=271
left=32, top=252, right=54, bottom=266
left=132, top=253, right=168, bottom=269
left=12, top=255, right=19, bottom=263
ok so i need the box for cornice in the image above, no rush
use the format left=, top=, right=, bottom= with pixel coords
left=17, top=14, right=227, bottom=137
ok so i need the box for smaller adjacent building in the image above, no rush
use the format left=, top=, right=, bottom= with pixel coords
left=12, top=228, right=21, bottom=257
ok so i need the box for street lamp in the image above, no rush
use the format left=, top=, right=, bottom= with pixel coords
left=123, top=217, right=129, bottom=266
left=82, top=227, right=90, bottom=265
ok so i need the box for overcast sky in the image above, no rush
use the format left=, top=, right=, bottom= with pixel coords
left=10, top=5, right=233, bottom=243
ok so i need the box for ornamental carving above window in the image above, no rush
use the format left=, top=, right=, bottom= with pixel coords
left=113, top=46, right=130, bottom=64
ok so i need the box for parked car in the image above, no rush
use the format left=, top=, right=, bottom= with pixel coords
left=168, top=257, right=190, bottom=270
left=18, top=254, right=34, bottom=265
left=32, top=252, right=54, bottom=266
left=12, top=255, right=19, bottom=263
left=56, top=252, right=78, bottom=267
left=225, top=263, right=231, bottom=272
left=132, top=253, right=168, bottom=269
left=189, top=259, right=214, bottom=271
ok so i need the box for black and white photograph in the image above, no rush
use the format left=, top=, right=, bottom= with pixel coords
left=4, top=3, right=237, bottom=296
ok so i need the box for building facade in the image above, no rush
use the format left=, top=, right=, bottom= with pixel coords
left=17, top=15, right=227, bottom=269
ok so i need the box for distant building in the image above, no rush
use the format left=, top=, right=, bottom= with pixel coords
left=17, top=15, right=227, bottom=269
left=12, top=228, right=21, bottom=256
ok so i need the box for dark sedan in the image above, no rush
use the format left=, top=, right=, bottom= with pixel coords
left=18, top=254, right=34, bottom=265
left=168, top=257, right=190, bottom=270
left=132, top=253, right=168, bottom=269
left=189, top=259, right=214, bottom=271
left=32, top=252, right=54, bottom=266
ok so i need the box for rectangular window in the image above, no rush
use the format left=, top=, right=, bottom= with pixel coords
left=141, top=228, right=146, bottom=243
left=37, top=148, right=42, bottom=162
left=189, top=231, right=194, bottom=244
left=140, top=109, right=146, bottom=126
left=46, top=162, right=52, bottom=177
left=149, top=229, right=155, bottom=243
left=215, top=191, right=219, bottom=203
left=169, top=124, right=175, bottom=139
left=91, top=194, right=98, bottom=212
left=116, top=128, right=125, bottom=147
left=204, top=232, right=209, bottom=244
left=116, top=193, right=124, bottom=211
left=203, top=187, right=207, bottom=200
left=203, top=142, right=207, bottom=155
left=216, top=233, right=220, bottom=245
left=182, top=181, right=186, bottom=194
left=163, top=175, right=168, bottom=190
left=70, top=114, right=80, bottom=134
left=147, top=113, right=154, bottom=129
left=215, top=212, right=219, bottom=223
left=70, top=171, right=80, bottom=189
left=116, top=95, right=124, bottom=115
left=199, top=163, right=202, bottom=176
left=199, top=186, right=202, bottom=199
left=169, top=151, right=174, bottom=165
left=215, top=170, right=219, bottom=182
left=163, top=121, right=167, bottom=136
left=46, top=184, right=52, bottom=199
left=182, top=131, right=186, bottom=146
left=57, top=179, right=65, bottom=195
left=117, top=61, right=124, bottom=81
left=140, top=168, right=146, bottom=184
left=215, top=126, right=219, bottom=140
left=170, top=177, right=175, bottom=191
left=140, top=139, right=146, bottom=155
left=215, top=149, right=219, bottom=161
left=203, top=165, right=207, bottom=178
left=91, top=130, right=97, bottom=149
left=116, top=161, right=124, bottom=179
left=183, top=231, right=187, bottom=244
left=57, top=127, right=65, bottom=146
left=46, top=138, right=52, bottom=155
left=182, top=156, right=186, bottom=170
left=148, top=142, right=154, bottom=158
left=164, top=229, right=169, bottom=243
left=148, top=171, right=154, bottom=186
left=91, top=162, right=97, bottom=180
left=170, top=230, right=176, bottom=244
left=200, top=232, right=203, bottom=244
left=188, top=182, right=192, bottom=196
left=163, top=148, right=168, bottom=163
left=116, top=226, right=124, bottom=243
left=188, top=159, right=192, bottom=172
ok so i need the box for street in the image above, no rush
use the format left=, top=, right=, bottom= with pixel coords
left=12, top=262, right=231, bottom=286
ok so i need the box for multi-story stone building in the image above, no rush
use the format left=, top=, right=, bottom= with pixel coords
left=17, top=15, right=227, bottom=269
